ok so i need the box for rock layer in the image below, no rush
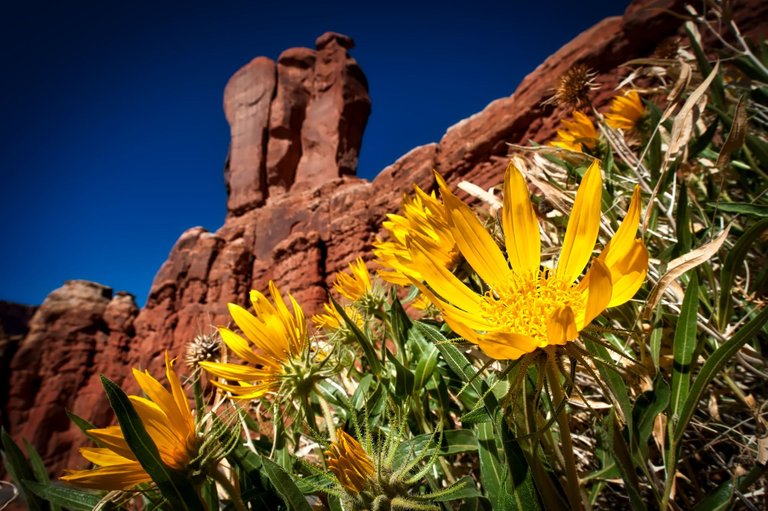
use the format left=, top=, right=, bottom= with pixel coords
left=3, top=281, right=137, bottom=474
left=3, top=1, right=766, bottom=482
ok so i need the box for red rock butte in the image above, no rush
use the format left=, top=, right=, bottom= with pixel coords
left=1, top=0, right=766, bottom=482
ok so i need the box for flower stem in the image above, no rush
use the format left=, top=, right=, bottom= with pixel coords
left=211, top=467, right=248, bottom=511
left=546, top=349, right=584, bottom=511
left=316, top=388, right=337, bottom=442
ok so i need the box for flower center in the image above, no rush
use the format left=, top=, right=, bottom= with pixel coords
left=480, top=269, right=585, bottom=345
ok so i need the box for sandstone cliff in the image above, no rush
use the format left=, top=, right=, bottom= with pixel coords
left=2, top=0, right=766, bottom=479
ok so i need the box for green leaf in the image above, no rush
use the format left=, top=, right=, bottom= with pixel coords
left=431, top=476, right=482, bottom=501
left=395, top=429, right=477, bottom=463
left=477, top=422, right=515, bottom=511
left=670, top=272, right=700, bottom=424
left=261, top=457, right=313, bottom=511
left=65, top=409, right=97, bottom=434
left=693, top=463, right=768, bottom=511
left=23, top=440, right=61, bottom=511
left=631, top=374, right=670, bottom=455
left=100, top=375, right=205, bottom=511
left=707, top=202, right=768, bottom=218
left=498, top=417, right=539, bottom=510
left=388, top=289, right=412, bottom=353
left=386, top=349, right=415, bottom=397
left=24, top=481, right=101, bottom=511
left=413, top=345, right=440, bottom=391
left=675, top=182, right=692, bottom=256
left=1, top=429, right=45, bottom=511
left=718, top=218, right=768, bottom=328
left=675, top=306, right=768, bottom=444
left=460, top=405, right=492, bottom=424
left=650, top=308, right=664, bottom=370
left=602, top=413, right=646, bottom=511
left=330, top=296, right=381, bottom=373
left=584, top=339, right=632, bottom=430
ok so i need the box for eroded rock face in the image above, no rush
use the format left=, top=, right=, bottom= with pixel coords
left=224, top=32, right=371, bottom=215
left=2, top=281, right=137, bottom=474
left=5, top=2, right=766, bottom=480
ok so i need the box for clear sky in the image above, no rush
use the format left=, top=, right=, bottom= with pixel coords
left=0, top=0, right=628, bottom=307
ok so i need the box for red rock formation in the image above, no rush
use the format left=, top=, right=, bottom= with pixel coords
left=3, top=281, right=137, bottom=474
left=4, top=1, right=767, bottom=483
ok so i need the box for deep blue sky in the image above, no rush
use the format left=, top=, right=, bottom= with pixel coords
left=1, top=0, right=627, bottom=307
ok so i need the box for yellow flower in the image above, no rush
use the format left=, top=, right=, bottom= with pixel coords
left=61, top=353, right=198, bottom=490
left=605, top=90, right=645, bottom=131
left=549, top=111, right=599, bottom=153
left=333, top=257, right=372, bottom=301
left=325, top=430, right=375, bottom=493
left=407, top=162, right=648, bottom=360
left=312, top=302, right=364, bottom=331
left=373, top=186, right=458, bottom=286
left=199, top=281, right=309, bottom=400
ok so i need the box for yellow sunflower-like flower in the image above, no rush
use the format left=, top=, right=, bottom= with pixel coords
left=407, top=162, right=648, bottom=360
left=61, top=353, right=199, bottom=490
left=605, top=90, right=645, bottom=131
left=199, top=281, right=309, bottom=400
left=312, top=302, right=364, bottom=331
left=549, top=111, right=599, bottom=153
left=333, top=257, right=372, bottom=301
left=325, top=430, right=376, bottom=493
left=373, top=185, right=458, bottom=286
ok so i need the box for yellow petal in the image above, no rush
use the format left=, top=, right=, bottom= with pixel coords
left=164, top=353, right=194, bottom=436
left=502, top=163, right=541, bottom=276
left=546, top=306, right=578, bottom=345
left=61, top=462, right=150, bottom=490
left=131, top=368, right=187, bottom=436
left=442, top=188, right=510, bottom=289
left=407, top=242, right=484, bottom=315
left=207, top=378, right=275, bottom=400
left=606, top=238, right=648, bottom=307
left=476, top=331, right=538, bottom=360
left=198, top=360, right=275, bottom=382
left=86, top=427, right=135, bottom=461
left=576, top=259, right=612, bottom=330
left=557, top=160, right=602, bottom=284
left=600, top=185, right=641, bottom=270
left=78, top=447, right=133, bottom=466
left=228, top=303, right=286, bottom=362
left=218, top=327, right=273, bottom=368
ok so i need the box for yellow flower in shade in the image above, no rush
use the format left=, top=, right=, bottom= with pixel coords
left=549, top=111, right=599, bottom=153
left=373, top=186, right=458, bottom=286
left=199, top=281, right=309, bottom=400
left=61, top=353, right=199, bottom=490
left=312, top=302, right=364, bottom=331
left=333, top=257, right=372, bottom=301
left=407, top=162, right=648, bottom=360
left=605, top=90, right=645, bottom=131
left=325, top=430, right=376, bottom=493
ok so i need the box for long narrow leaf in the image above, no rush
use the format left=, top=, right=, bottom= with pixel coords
left=670, top=272, right=700, bottom=424
left=261, top=457, right=313, bottom=511
left=24, top=481, right=101, bottom=511
left=330, top=296, right=381, bottom=373
left=0, top=429, right=44, bottom=511
left=718, top=218, right=768, bottom=328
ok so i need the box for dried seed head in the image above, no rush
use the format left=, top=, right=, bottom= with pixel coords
left=544, top=64, right=599, bottom=109
left=185, top=332, right=222, bottom=370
